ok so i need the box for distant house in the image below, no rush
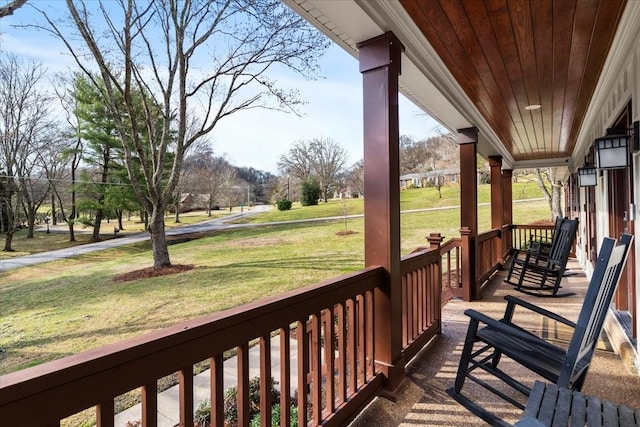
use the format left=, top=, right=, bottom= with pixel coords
left=177, top=193, right=212, bottom=212
left=400, top=168, right=459, bottom=189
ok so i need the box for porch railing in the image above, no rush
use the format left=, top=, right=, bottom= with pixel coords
left=0, top=242, right=446, bottom=427
left=0, top=222, right=530, bottom=426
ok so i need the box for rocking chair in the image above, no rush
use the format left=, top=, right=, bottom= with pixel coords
left=505, top=218, right=579, bottom=297
left=447, top=234, right=633, bottom=426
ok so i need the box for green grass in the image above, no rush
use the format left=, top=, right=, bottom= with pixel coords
left=236, top=183, right=545, bottom=224
left=0, top=192, right=550, bottom=375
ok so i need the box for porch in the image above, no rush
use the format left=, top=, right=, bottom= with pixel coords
left=351, top=257, right=640, bottom=426
left=1, top=225, right=638, bottom=426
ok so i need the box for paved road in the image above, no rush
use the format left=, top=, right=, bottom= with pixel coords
left=0, top=207, right=271, bottom=272
left=0, top=198, right=545, bottom=272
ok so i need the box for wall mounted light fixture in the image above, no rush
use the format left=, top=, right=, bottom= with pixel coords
left=577, top=165, right=597, bottom=187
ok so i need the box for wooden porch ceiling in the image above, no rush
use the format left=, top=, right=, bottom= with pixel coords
left=398, top=0, right=626, bottom=163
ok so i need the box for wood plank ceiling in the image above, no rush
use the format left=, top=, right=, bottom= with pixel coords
left=399, top=0, right=626, bottom=162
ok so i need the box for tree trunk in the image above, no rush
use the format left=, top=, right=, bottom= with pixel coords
left=26, top=207, right=36, bottom=238
left=551, top=182, right=563, bottom=220
left=117, top=209, right=124, bottom=230
left=3, top=230, right=14, bottom=252
left=149, top=209, right=171, bottom=269
left=92, top=209, right=103, bottom=241
left=67, top=220, right=75, bottom=242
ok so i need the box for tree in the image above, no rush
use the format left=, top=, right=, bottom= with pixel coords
left=182, top=147, right=233, bottom=216
left=72, top=75, right=124, bottom=241
left=0, top=53, right=53, bottom=250
left=279, top=137, right=348, bottom=202
left=308, top=137, right=348, bottom=202
left=51, top=73, right=85, bottom=241
left=345, top=159, right=364, bottom=198
left=300, top=178, right=321, bottom=206
left=38, top=0, right=328, bottom=268
left=535, top=168, right=563, bottom=221
left=278, top=140, right=314, bottom=182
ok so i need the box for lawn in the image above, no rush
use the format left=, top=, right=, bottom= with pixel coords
left=0, top=190, right=550, bottom=376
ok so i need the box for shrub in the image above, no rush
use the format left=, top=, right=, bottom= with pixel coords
left=300, top=179, right=321, bottom=206
left=249, top=404, right=298, bottom=427
left=194, top=377, right=283, bottom=427
left=276, top=199, right=292, bottom=211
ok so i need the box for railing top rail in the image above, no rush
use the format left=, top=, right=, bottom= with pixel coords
left=477, top=228, right=501, bottom=243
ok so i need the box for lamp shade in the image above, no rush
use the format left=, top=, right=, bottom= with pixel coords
left=594, top=134, right=629, bottom=169
left=577, top=166, right=597, bottom=187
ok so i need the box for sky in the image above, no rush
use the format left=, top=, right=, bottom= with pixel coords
left=0, top=2, right=443, bottom=174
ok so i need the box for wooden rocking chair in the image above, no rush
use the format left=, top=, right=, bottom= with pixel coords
left=505, top=218, right=579, bottom=297
left=447, top=234, right=633, bottom=426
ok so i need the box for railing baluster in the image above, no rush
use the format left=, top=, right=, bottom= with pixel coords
left=210, top=354, right=224, bottom=427
left=297, top=320, right=309, bottom=427
left=142, top=382, right=158, bottom=427
left=365, top=290, right=375, bottom=379
left=179, top=366, right=194, bottom=427
left=401, top=275, right=408, bottom=347
left=357, top=294, right=365, bottom=386
left=346, top=297, right=356, bottom=394
left=96, top=401, right=114, bottom=427
left=237, top=343, right=250, bottom=427
left=260, top=334, right=272, bottom=427
left=280, top=326, right=291, bottom=427
left=324, top=307, right=335, bottom=414
left=336, top=302, right=347, bottom=404
left=311, top=312, right=322, bottom=425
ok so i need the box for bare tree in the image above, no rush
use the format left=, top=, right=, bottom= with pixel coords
left=51, top=73, right=85, bottom=241
left=0, top=0, right=27, bottom=18
left=278, top=139, right=314, bottom=182
left=535, top=168, right=564, bottom=221
left=36, top=0, right=328, bottom=268
left=182, top=147, right=232, bottom=216
left=279, top=137, right=348, bottom=202
left=308, top=137, right=348, bottom=202
left=0, top=53, right=53, bottom=250
left=345, top=159, right=364, bottom=198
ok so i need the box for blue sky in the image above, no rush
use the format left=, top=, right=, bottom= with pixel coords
left=1, top=2, right=442, bottom=174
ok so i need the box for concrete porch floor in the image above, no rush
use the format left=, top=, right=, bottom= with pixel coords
left=351, top=259, right=640, bottom=426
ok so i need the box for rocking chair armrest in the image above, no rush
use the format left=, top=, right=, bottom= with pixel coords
left=463, top=309, right=553, bottom=344
left=504, top=295, right=576, bottom=328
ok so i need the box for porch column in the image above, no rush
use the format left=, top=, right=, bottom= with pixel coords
left=458, top=127, right=479, bottom=300
left=358, top=31, right=405, bottom=391
left=502, top=169, right=513, bottom=256
left=489, top=156, right=504, bottom=266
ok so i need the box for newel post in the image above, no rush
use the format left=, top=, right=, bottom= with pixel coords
left=358, top=31, right=405, bottom=391
left=427, top=232, right=444, bottom=250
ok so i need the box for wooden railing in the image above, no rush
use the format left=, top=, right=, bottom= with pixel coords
left=512, top=223, right=556, bottom=250
left=1, top=268, right=385, bottom=427
left=1, top=244, right=445, bottom=426
left=399, top=244, right=443, bottom=360
left=476, top=229, right=502, bottom=286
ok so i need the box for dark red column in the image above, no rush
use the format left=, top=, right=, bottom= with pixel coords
left=358, top=31, right=405, bottom=391
left=458, top=127, right=479, bottom=300
left=489, top=156, right=504, bottom=266
left=502, top=169, right=513, bottom=256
